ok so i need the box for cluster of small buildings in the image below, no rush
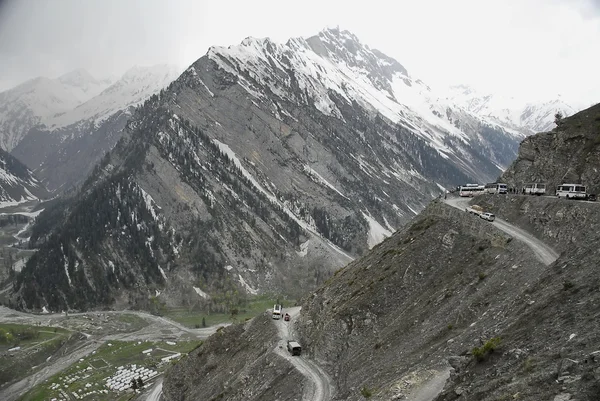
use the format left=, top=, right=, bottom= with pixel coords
left=105, top=364, right=158, bottom=392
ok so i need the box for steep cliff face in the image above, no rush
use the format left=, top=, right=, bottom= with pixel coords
left=164, top=315, right=305, bottom=401
left=163, top=198, right=600, bottom=401
left=295, top=202, right=554, bottom=401
left=501, top=102, right=600, bottom=194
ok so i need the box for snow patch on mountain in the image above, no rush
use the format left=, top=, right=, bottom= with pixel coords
left=193, top=286, right=210, bottom=299
left=362, top=211, right=392, bottom=249
left=238, top=274, right=258, bottom=295
left=303, top=165, right=347, bottom=198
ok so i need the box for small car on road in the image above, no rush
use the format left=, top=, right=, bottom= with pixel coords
left=480, top=212, right=496, bottom=222
left=284, top=313, right=290, bottom=321
left=588, top=194, right=597, bottom=202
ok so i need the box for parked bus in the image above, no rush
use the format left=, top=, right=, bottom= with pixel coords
left=484, top=183, right=508, bottom=194
left=272, top=304, right=282, bottom=320
left=524, top=183, right=546, bottom=195
left=459, top=184, right=485, bottom=197
left=556, top=184, right=587, bottom=199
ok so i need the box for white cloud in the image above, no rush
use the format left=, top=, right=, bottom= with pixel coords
left=0, top=0, right=598, bottom=107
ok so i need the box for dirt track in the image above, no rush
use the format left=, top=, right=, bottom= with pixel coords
left=273, top=307, right=334, bottom=401
left=445, top=197, right=559, bottom=265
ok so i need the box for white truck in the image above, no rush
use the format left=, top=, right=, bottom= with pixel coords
left=465, top=204, right=484, bottom=216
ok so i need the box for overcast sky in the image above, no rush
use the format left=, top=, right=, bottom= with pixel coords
left=0, top=0, right=598, bottom=108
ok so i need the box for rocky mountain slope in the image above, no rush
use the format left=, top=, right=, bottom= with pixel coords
left=164, top=313, right=305, bottom=401
left=8, top=28, right=525, bottom=312
left=166, top=197, right=600, bottom=401
left=0, top=148, right=48, bottom=206
left=11, top=65, right=180, bottom=192
left=447, top=84, right=577, bottom=135
left=0, top=70, right=112, bottom=152
left=501, top=102, right=600, bottom=193
left=162, top=101, right=600, bottom=401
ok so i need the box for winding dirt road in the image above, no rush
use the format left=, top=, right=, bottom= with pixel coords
left=445, top=197, right=559, bottom=266
left=273, top=307, right=334, bottom=401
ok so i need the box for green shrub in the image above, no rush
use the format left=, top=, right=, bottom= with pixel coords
left=478, top=272, right=487, bottom=281
left=360, top=386, right=373, bottom=398
left=522, top=357, right=535, bottom=373
left=472, top=337, right=501, bottom=361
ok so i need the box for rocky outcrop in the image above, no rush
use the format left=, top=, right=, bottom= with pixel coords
left=476, top=194, right=600, bottom=252
left=502, top=103, right=600, bottom=194
left=0, top=148, right=48, bottom=204
left=163, top=314, right=304, bottom=401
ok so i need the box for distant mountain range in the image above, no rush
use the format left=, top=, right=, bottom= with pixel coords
left=445, top=84, right=577, bottom=135
left=1, top=65, right=180, bottom=191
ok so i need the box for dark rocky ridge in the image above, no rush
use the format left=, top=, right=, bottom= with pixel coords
left=502, top=102, right=600, bottom=193
left=11, top=110, right=129, bottom=192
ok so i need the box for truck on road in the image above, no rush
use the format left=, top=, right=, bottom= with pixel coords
left=465, top=204, right=484, bottom=216
left=287, top=341, right=302, bottom=356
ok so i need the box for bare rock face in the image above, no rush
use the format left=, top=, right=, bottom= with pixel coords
left=163, top=315, right=304, bottom=401
left=502, top=102, right=600, bottom=194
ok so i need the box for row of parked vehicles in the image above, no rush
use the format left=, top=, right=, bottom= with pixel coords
left=529, top=183, right=596, bottom=200
left=459, top=182, right=596, bottom=201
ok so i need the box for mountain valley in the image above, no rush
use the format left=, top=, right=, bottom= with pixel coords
left=0, top=24, right=597, bottom=401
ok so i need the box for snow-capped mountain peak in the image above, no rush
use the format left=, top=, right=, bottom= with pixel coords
left=207, top=28, right=477, bottom=158
left=44, top=64, right=181, bottom=129
left=0, top=69, right=114, bottom=151
left=446, top=84, right=576, bottom=134
left=57, top=68, right=113, bottom=103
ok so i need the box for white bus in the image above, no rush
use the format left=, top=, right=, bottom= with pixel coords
left=556, top=184, right=587, bottom=199
left=459, top=184, right=485, bottom=197
left=484, top=183, right=508, bottom=194
left=524, top=183, right=546, bottom=195
left=272, top=304, right=282, bottom=320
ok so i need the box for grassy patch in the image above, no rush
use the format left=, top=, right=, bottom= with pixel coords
left=162, top=294, right=296, bottom=328
left=113, top=314, right=148, bottom=331
left=0, top=324, right=71, bottom=387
